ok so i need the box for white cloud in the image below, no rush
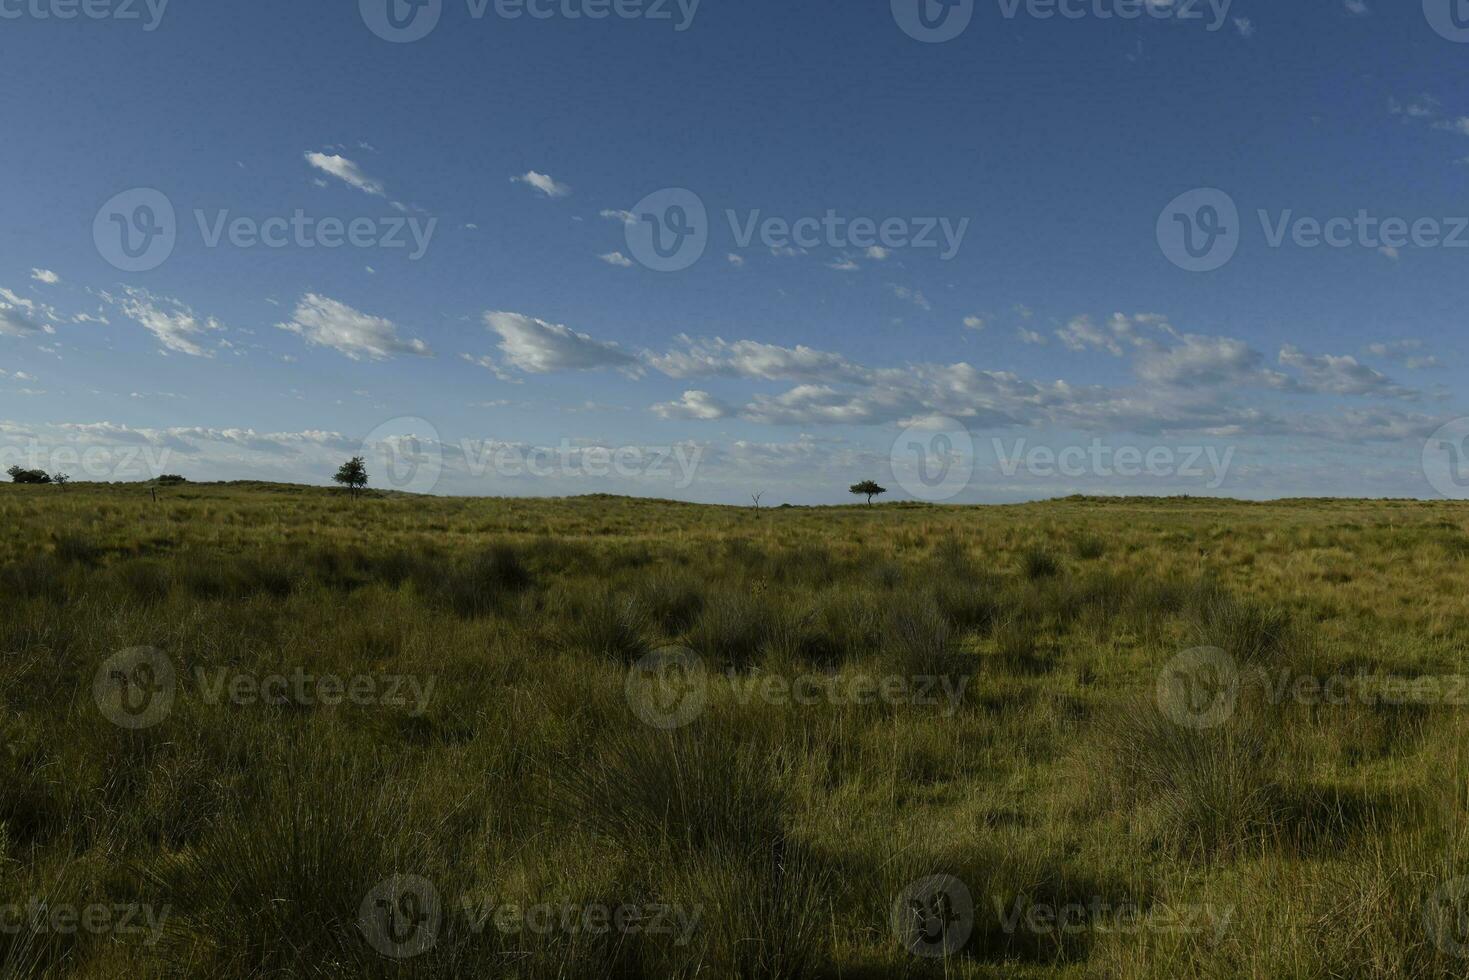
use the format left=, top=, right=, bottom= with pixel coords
left=1018, top=328, right=1046, bottom=345
left=1233, top=17, right=1254, bottom=36
left=1389, top=95, right=1439, bottom=119
left=648, top=335, right=869, bottom=385
left=651, top=390, right=732, bottom=420
left=599, top=251, right=634, bottom=267
left=484, top=311, right=636, bottom=374
left=1378, top=245, right=1400, bottom=260
left=459, top=352, right=517, bottom=382
left=276, top=293, right=431, bottom=360
left=888, top=284, right=931, bottom=311
left=511, top=171, right=570, bottom=198
left=641, top=312, right=1430, bottom=444
left=1134, top=332, right=1277, bottom=388
left=109, top=287, right=224, bottom=357
left=0, top=288, right=55, bottom=337
left=1056, top=314, right=1126, bottom=355
left=305, top=152, right=387, bottom=198
left=30, top=269, right=59, bottom=285
left=829, top=257, right=860, bottom=271
left=963, top=315, right=985, bottom=331
left=1343, top=0, right=1368, bottom=15
left=742, top=384, right=896, bottom=426
left=727, top=253, right=745, bottom=267
left=1364, top=340, right=1439, bottom=369
left=865, top=246, right=891, bottom=260
left=1277, top=345, right=1415, bottom=399
left=600, top=209, right=636, bottom=225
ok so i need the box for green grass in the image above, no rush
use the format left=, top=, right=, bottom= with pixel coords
left=2, top=481, right=1469, bottom=977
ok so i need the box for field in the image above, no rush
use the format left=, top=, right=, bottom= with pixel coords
left=2, top=482, right=1469, bottom=978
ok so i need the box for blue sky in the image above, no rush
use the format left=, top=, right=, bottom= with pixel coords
left=2, top=0, right=1468, bottom=503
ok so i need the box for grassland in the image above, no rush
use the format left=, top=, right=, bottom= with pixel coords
left=2, top=482, right=1469, bottom=977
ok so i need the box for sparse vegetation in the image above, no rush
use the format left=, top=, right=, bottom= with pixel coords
left=1, top=482, right=1467, bottom=978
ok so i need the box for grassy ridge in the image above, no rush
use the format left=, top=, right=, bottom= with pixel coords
left=2, top=483, right=1469, bottom=977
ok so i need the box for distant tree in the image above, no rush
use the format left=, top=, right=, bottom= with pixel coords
left=334, top=457, right=369, bottom=498
left=156, top=474, right=188, bottom=486
left=850, top=480, right=886, bottom=506
left=53, top=473, right=70, bottom=490
left=6, top=466, right=51, bottom=485
left=751, top=491, right=764, bottom=511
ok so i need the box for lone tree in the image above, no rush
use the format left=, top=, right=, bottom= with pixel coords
left=334, top=456, right=369, bottom=498
left=850, top=480, right=886, bottom=506
left=53, top=473, right=70, bottom=490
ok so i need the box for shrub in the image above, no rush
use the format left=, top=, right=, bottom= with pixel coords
left=5, top=466, right=50, bottom=485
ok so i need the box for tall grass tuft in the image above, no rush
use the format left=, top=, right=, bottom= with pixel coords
left=685, top=591, right=773, bottom=672
left=1021, top=547, right=1060, bottom=580
left=151, top=742, right=416, bottom=976
left=560, top=585, right=653, bottom=664
left=1078, top=698, right=1286, bottom=861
